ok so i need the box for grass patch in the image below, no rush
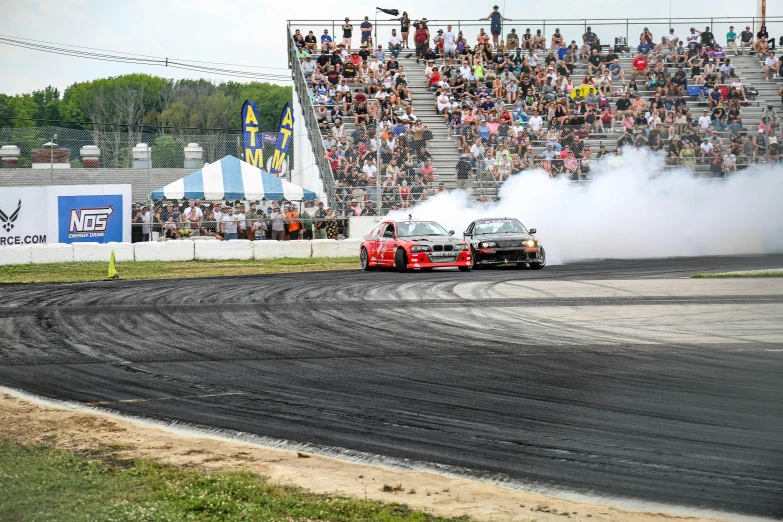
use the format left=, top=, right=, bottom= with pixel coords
left=0, top=257, right=357, bottom=284
left=0, top=440, right=469, bottom=522
left=692, top=270, right=783, bottom=278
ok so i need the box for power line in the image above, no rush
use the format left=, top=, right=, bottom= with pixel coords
left=0, top=115, right=272, bottom=133
left=0, top=36, right=293, bottom=83
left=0, top=34, right=291, bottom=71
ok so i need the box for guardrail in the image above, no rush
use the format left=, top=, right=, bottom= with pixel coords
left=288, top=16, right=783, bottom=49
left=287, top=27, right=337, bottom=208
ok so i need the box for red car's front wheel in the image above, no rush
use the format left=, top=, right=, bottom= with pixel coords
left=395, top=248, right=410, bottom=273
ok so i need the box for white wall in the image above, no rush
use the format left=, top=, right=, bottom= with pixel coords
left=291, top=89, right=326, bottom=202
left=0, top=239, right=361, bottom=266
left=348, top=216, right=382, bottom=238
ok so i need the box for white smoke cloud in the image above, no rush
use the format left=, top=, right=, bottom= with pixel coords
left=390, top=149, right=783, bottom=264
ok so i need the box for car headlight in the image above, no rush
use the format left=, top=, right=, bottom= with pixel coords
left=480, top=242, right=497, bottom=248
left=525, top=240, right=537, bottom=247
left=410, top=245, right=431, bottom=252
left=453, top=244, right=468, bottom=251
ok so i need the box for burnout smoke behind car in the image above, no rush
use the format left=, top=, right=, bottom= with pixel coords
left=389, top=150, right=783, bottom=264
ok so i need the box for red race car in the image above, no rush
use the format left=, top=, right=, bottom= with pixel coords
left=360, top=219, right=473, bottom=272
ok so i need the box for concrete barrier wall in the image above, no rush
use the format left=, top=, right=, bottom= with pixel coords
left=0, top=239, right=363, bottom=266
left=0, top=246, right=32, bottom=265
left=134, top=241, right=195, bottom=262
left=195, top=240, right=253, bottom=261
left=73, top=242, right=135, bottom=262
left=311, top=238, right=362, bottom=258
left=30, top=244, right=74, bottom=264
left=253, top=240, right=312, bottom=259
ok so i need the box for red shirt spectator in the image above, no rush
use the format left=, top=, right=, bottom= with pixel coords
left=632, top=55, right=648, bottom=71
left=421, top=162, right=435, bottom=182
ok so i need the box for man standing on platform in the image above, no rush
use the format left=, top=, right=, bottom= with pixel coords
left=480, top=5, right=512, bottom=48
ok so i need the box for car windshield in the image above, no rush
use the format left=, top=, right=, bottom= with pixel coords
left=396, top=221, right=450, bottom=237
left=474, top=219, right=528, bottom=235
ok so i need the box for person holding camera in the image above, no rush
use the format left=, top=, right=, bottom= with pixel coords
left=268, top=205, right=286, bottom=241
left=220, top=206, right=239, bottom=240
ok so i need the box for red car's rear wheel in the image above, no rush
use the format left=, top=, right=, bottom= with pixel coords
left=360, top=248, right=375, bottom=271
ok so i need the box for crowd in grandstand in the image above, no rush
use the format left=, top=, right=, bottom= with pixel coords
left=293, top=11, right=783, bottom=212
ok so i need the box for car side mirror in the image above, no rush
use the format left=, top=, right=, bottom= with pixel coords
left=463, top=230, right=471, bottom=237
left=449, top=230, right=455, bottom=236
left=529, top=228, right=536, bottom=234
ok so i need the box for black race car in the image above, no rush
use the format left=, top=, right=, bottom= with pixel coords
left=463, top=217, right=546, bottom=269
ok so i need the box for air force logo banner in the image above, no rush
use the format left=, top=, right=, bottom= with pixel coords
left=0, top=187, right=48, bottom=247
left=1, top=185, right=131, bottom=247
left=57, top=195, right=123, bottom=243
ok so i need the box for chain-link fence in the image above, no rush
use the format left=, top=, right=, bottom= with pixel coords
left=0, top=126, right=282, bottom=169
left=130, top=198, right=350, bottom=243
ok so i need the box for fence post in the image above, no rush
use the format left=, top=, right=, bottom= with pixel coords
left=765, top=126, right=770, bottom=165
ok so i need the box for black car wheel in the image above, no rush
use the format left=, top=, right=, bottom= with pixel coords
left=395, top=248, right=410, bottom=273
left=360, top=248, right=375, bottom=271
left=458, top=265, right=472, bottom=272
left=515, top=262, right=527, bottom=269
left=529, top=247, right=546, bottom=269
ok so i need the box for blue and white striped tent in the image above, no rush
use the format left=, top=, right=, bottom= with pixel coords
left=151, top=155, right=316, bottom=202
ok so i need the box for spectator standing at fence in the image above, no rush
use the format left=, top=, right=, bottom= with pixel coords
left=342, top=18, right=353, bottom=48
left=183, top=199, right=203, bottom=220
left=134, top=205, right=152, bottom=242
left=325, top=208, right=339, bottom=239
left=360, top=17, right=373, bottom=46
left=268, top=205, right=286, bottom=241
left=186, top=206, right=201, bottom=237
left=390, top=11, right=412, bottom=49
left=414, top=24, right=429, bottom=63
left=313, top=202, right=328, bottom=239
left=221, top=207, right=238, bottom=241
left=479, top=5, right=511, bottom=48
left=442, top=25, right=457, bottom=65
left=286, top=204, right=303, bottom=240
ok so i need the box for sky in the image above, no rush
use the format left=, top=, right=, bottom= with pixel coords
left=0, top=0, right=778, bottom=96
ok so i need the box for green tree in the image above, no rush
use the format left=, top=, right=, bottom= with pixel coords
left=151, top=134, right=186, bottom=168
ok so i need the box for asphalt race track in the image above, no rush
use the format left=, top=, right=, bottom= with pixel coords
left=1, top=255, right=783, bottom=519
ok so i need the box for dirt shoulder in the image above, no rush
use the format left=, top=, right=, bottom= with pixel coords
left=0, top=390, right=741, bottom=522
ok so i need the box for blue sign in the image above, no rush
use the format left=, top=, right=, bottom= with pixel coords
left=269, top=103, right=294, bottom=175
left=242, top=100, right=262, bottom=167
left=57, top=195, right=123, bottom=244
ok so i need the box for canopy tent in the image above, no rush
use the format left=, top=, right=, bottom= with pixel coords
left=151, top=155, right=316, bottom=202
